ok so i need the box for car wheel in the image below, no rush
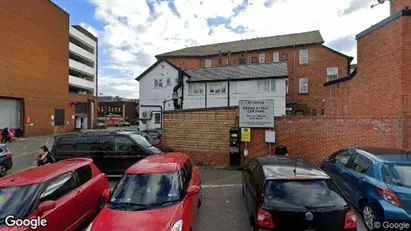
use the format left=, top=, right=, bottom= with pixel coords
left=362, top=202, right=376, bottom=231
left=97, top=196, right=106, bottom=211
left=0, top=165, right=7, bottom=177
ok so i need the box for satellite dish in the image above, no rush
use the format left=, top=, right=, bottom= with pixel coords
left=377, top=0, right=386, bottom=4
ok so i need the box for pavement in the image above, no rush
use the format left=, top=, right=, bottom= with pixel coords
left=5, top=133, right=368, bottom=231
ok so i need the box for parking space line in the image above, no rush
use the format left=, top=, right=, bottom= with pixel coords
left=201, top=184, right=242, bottom=188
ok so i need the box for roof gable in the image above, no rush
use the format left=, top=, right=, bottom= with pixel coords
left=135, top=59, right=181, bottom=81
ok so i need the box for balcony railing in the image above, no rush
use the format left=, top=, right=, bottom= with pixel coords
left=69, top=42, right=95, bottom=62
left=69, top=75, right=96, bottom=91
left=69, top=59, right=95, bottom=77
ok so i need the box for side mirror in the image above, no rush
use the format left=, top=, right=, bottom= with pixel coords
left=187, top=185, right=200, bottom=197
left=36, top=201, right=56, bottom=215
left=102, top=189, right=111, bottom=201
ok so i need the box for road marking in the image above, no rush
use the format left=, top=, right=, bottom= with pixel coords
left=201, top=184, right=242, bottom=188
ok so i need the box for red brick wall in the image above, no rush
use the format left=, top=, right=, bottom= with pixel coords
left=163, top=107, right=403, bottom=166
left=393, top=0, right=411, bottom=14
left=165, top=44, right=350, bottom=116
left=0, top=0, right=91, bottom=136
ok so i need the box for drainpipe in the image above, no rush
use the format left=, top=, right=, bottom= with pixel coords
left=173, top=71, right=184, bottom=109
left=205, top=82, right=207, bottom=108
left=227, top=79, right=230, bottom=107
left=293, top=44, right=297, bottom=103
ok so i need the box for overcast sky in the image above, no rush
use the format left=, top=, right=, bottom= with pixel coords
left=55, top=0, right=390, bottom=99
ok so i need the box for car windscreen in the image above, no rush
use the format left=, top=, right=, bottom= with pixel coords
left=382, top=164, right=411, bottom=189
left=129, top=134, right=153, bottom=148
left=0, top=184, right=40, bottom=225
left=263, top=179, right=348, bottom=211
left=108, top=172, right=181, bottom=210
left=135, top=133, right=156, bottom=145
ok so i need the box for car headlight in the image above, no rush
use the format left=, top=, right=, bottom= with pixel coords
left=170, top=220, right=183, bottom=231
left=85, top=222, right=92, bottom=231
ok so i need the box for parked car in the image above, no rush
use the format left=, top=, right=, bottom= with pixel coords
left=242, top=156, right=357, bottom=231
left=0, top=144, right=12, bottom=177
left=321, top=147, right=411, bottom=231
left=86, top=152, right=202, bottom=231
left=52, top=131, right=162, bottom=175
left=134, top=131, right=174, bottom=153
left=142, top=129, right=163, bottom=143
left=0, top=158, right=109, bottom=231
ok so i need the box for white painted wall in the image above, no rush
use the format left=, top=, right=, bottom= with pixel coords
left=184, top=78, right=287, bottom=116
left=138, top=61, right=182, bottom=131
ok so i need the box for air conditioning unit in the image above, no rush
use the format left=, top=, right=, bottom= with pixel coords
left=141, top=110, right=151, bottom=119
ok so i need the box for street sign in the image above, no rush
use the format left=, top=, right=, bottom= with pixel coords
left=239, top=99, right=275, bottom=128
left=241, top=128, right=251, bottom=142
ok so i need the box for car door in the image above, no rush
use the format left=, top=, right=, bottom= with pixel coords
left=180, top=165, right=192, bottom=231
left=184, top=160, right=199, bottom=228
left=114, top=135, right=141, bottom=174
left=249, top=165, right=264, bottom=222
left=84, top=135, right=104, bottom=169
left=33, top=172, right=80, bottom=231
left=323, top=149, right=354, bottom=200
left=344, top=153, right=374, bottom=209
left=96, top=135, right=116, bottom=175
left=243, top=159, right=259, bottom=213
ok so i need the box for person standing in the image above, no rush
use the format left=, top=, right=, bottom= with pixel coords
left=1, top=128, right=10, bottom=143
left=34, top=145, right=55, bottom=166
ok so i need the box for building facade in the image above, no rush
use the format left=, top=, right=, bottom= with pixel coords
left=97, top=97, right=139, bottom=123
left=136, top=60, right=287, bottom=131
left=156, top=30, right=352, bottom=116
left=0, top=0, right=98, bottom=136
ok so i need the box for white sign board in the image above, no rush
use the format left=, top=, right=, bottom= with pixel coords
left=239, top=99, right=275, bottom=128
left=265, top=130, right=276, bottom=143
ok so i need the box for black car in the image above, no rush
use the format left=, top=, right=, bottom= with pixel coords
left=242, top=156, right=357, bottom=231
left=51, top=131, right=162, bottom=175
left=0, top=144, right=13, bottom=177
left=142, top=129, right=163, bottom=140
left=133, top=131, right=174, bottom=153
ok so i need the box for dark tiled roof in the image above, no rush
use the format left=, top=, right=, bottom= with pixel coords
left=185, top=62, right=288, bottom=82
left=157, top=30, right=324, bottom=57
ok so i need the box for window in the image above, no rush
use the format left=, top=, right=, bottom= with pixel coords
left=40, top=172, right=77, bottom=202
left=281, top=53, right=288, bottom=61
left=76, top=165, right=92, bottom=186
left=166, top=78, right=171, bottom=85
left=332, top=150, right=352, bottom=167
left=99, top=135, right=115, bottom=151
left=257, top=79, right=276, bottom=92
left=350, top=154, right=373, bottom=174
left=218, top=56, right=222, bottom=65
left=299, top=77, right=308, bottom=93
left=238, top=58, right=246, bottom=65
left=205, top=58, right=212, bottom=68
left=209, top=82, right=226, bottom=94
left=209, top=83, right=215, bottom=93
left=273, top=52, right=280, bottom=63
left=54, top=109, right=65, bottom=126
left=158, top=79, right=163, bottom=88
left=285, top=80, right=289, bottom=94
left=188, top=83, right=204, bottom=95
left=299, top=49, right=309, bottom=65
left=259, top=52, right=265, bottom=63
left=312, top=109, right=317, bottom=116
left=154, top=79, right=158, bottom=88
left=327, top=67, right=339, bottom=81
left=154, top=113, right=161, bottom=124
left=251, top=57, right=257, bottom=64
left=115, top=136, right=135, bottom=151
left=382, top=164, right=411, bottom=189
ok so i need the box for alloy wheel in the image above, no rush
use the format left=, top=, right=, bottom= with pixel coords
left=0, top=165, right=6, bottom=177
left=363, top=205, right=375, bottom=230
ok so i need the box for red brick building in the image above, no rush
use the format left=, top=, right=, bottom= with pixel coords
left=324, top=5, right=411, bottom=148
left=156, top=31, right=352, bottom=116
left=0, top=0, right=98, bottom=136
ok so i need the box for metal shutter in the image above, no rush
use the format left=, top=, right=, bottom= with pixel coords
left=0, top=98, right=19, bottom=128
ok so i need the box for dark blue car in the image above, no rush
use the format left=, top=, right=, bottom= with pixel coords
left=321, top=147, right=411, bottom=231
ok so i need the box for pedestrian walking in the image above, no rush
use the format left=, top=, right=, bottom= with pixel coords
left=1, top=128, right=11, bottom=143
left=34, top=145, right=55, bottom=166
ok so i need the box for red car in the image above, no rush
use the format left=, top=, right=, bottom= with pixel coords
left=0, top=158, right=109, bottom=231
left=87, top=152, right=202, bottom=231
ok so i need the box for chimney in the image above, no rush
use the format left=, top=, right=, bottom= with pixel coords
left=227, top=51, right=232, bottom=66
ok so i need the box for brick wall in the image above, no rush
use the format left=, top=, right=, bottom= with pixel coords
left=0, top=0, right=91, bottom=136
left=165, top=44, right=350, bottom=116
left=163, top=107, right=403, bottom=166
left=163, top=107, right=238, bottom=165
left=393, top=0, right=411, bottom=14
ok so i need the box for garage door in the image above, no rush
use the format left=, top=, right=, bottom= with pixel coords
left=0, top=98, right=20, bottom=129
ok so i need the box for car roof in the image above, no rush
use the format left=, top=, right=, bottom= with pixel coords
left=0, top=158, right=92, bottom=187
left=354, top=147, right=411, bottom=163
left=257, top=156, right=329, bottom=180
left=126, top=153, right=188, bottom=174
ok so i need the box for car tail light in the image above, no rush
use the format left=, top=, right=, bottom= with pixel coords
left=377, top=186, right=402, bottom=207
left=6, top=152, right=12, bottom=158
left=256, top=207, right=275, bottom=229
left=344, top=208, right=357, bottom=229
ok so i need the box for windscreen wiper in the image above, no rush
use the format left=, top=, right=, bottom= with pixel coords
left=110, top=202, right=151, bottom=211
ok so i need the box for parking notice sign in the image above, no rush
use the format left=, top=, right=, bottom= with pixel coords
left=239, top=99, right=275, bottom=128
left=241, top=128, right=251, bottom=142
